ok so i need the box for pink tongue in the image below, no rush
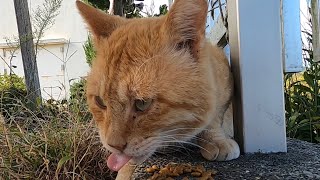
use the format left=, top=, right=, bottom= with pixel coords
left=107, top=153, right=132, bottom=171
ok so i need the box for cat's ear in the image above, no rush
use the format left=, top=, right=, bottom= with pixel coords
left=164, top=0, right=208, bottom=59
left=76, top=1, right=126, bottom=42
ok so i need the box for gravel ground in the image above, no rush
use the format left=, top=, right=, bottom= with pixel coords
left=131, top=138, right=320, bottom=180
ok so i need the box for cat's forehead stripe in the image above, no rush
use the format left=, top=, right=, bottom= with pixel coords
left=104, top=35, right=128, bottom=99
left=117, top=81, right=128, bottom=102
left=99, top=76, right=106, bottom=97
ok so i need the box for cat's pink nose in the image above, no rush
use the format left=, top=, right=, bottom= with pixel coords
left=108, top=143, right=127, bottom=152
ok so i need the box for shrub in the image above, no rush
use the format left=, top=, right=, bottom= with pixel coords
left=0, top=110, right=112, bottom=179
left=0, top=74, right=26, bottom=92
left=0, top=75, right=111, bottom=179
left=0, top=77, right=110, bottom=179
left=68, top=79, right=92, bottom=122
left=0, top=75, right=28, bottom=118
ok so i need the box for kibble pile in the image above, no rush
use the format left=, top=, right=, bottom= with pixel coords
left=145, top=163, right=217, bottom=180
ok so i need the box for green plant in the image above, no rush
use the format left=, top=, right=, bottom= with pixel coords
left=284, top=13, right=320, bottom=143
left=0, top=76, right=110, bottom=179
left=0, top=105, right=112, bottom=179
left=83, top=35, right=96, bottom=67
left=0, top=75, right=28, bottom=118
left=0, top=74, right=26, bottom=92
left=85, top=0, right=109, bottom=11
left=124, top=2, right=143, bottom=18
left=33, top=0, right=63, bottom=55
left=69, top=79, right=92, bottom=122
left=154, top=4, right=168, bottom=17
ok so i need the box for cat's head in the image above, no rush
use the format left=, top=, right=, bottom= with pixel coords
left=77, top=0, right=210, bottom=166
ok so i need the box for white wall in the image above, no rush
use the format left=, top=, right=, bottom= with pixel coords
left=0, top=0, right=90, bottom=100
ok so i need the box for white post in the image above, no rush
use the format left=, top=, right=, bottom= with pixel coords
left=228, top=0, right=287, bottom=153
left=168, top=0, right=173, bottom=8
left=311, top=0, right=320, bottom=62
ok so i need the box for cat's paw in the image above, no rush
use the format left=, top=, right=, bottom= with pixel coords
left=199, top=138, right=240, bottom=161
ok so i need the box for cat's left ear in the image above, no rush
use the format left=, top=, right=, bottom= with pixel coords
left=76, top=1, right=126, bottom=44
left=164, top=0, right=208, bottom=60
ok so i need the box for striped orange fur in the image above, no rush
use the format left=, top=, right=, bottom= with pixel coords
left=77, top=0, right=240, bottom=179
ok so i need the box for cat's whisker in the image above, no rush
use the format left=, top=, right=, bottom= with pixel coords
left=151, top=141, right=195, bottom=154
left=154, top=145, right=195, bottom=158
left=151, top=139, right=189, bottom=151
left=160, top=140, right=211, bottom=154
left=154, top=144, right=188, bottom=153
left=153, top=135, right=211, bottom=154
left=163, top=133, right=214, bottom=143
left=151, top=133, right=217, bottom=147
left=160, top=127, right=213, bottom=134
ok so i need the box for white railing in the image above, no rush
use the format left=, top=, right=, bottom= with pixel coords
left=204, top=0, right=306, bottom=153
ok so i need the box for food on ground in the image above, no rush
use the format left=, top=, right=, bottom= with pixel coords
left=146, top=163, right=217, bottom=180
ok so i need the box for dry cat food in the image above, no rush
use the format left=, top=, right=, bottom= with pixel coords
left=146, top=163, right=217, bottom=180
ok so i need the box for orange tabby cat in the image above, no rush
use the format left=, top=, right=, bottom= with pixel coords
left=76, top=0, right=240, bottom=179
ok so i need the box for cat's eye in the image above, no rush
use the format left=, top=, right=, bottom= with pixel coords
left=135, top=99, right=152, bottom=112
left=95, top=96, right=107, bottom=109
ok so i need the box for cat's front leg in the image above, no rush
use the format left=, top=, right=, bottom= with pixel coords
left=115, top=163, right=136, bottom=180
left=198, top=118, right=240, bottom=161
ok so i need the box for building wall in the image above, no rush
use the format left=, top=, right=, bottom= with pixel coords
left=0, top=0, right=90, bottom=100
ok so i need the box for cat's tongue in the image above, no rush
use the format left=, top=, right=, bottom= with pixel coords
left=107, top=153, right=132, bottom=172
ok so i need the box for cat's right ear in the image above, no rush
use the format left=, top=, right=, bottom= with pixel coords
left=76, top=1, right=126, bottom=43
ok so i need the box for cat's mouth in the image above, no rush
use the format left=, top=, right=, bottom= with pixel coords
left=107, top=152, right=148, bottom=172
left=107, top=153, right=132, bottom=171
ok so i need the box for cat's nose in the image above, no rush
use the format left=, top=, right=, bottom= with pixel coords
left=108, top=143, right=127, bottom=152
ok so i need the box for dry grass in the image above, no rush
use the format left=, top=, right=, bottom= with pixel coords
left=0, top=97, right=115, bottom=180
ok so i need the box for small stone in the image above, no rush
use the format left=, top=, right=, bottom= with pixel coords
left=211, top=170, right=218, bottom=175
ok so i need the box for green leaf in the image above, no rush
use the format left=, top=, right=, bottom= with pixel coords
left=294, top=84, right=313, bottom=94
left=55, top=155, right=72, bottom=174
left=298, top=119, right=311, bottom=127
left=287, top=112, right=299, bottom=128
left=311, top=117, right=320, bottom=121
left=303, top=72, right=315, bottom=88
